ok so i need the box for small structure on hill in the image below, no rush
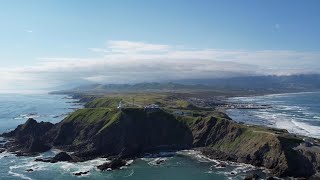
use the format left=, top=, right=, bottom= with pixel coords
left=144, top=104, right=160, bottom=112
left=117, top=101, right=124, bottom=109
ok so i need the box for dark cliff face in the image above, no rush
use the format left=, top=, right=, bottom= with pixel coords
left=2, top=118, right=54, bottom=154
left=189, top=116, right=242, bottom=147
left=91, top=109, right=193, bottom=157
left=2, top=118, right=54, bottom=139
left=189, top=117, right=318, bottom=178
left=1, top=109, right=320, bottom=178
left=51, top=108, right=193, bottom=158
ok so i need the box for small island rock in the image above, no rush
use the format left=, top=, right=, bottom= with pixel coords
left=51, top=152, right=73, bottom=163
left=97, top=158, right=127, bottom=171
left=26, top=169, right=34, bottom=172
left=74, top=171, right=89, bottom=176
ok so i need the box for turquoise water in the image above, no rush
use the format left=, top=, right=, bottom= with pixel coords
left=227, top=91, right=320, bottom=138
left=0, top=94, right=265, bottom=180
left=0, top=149, right=265, bottom=180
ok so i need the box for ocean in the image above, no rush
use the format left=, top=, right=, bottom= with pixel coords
left=2, top=93, right=306, bottom=180
left=0, top=94, right=84, bottom=133
left=226, top=91, right=320, bottom=138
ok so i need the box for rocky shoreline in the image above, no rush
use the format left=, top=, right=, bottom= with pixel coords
left=1, top=95, right=320, bottom=179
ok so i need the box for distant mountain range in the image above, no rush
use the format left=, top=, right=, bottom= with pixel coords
left=174, top=74, right=320, bottom=90
left=51, top=74, right=320, bottom=95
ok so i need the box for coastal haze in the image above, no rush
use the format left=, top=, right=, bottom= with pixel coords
left=1, top=1, right=320, bottom=180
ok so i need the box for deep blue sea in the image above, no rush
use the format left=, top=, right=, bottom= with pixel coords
left=227, top=91, right=320, bottom=138
left=0, top=93, right=278, bottom=180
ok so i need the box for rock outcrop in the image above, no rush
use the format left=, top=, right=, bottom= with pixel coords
left=2, top=118, right=53, bottom=155
left=97, top=158, right=127, bottom=171
left=35, top=152, right=74, bottom=163
left=188, top=116, right=318, bottom=178
left=74, top=171, right=89, bottom=176
left=51, top=152, right=73, bottom=163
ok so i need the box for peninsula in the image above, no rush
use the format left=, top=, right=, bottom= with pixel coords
left=1, top=93, right=320, bottom=179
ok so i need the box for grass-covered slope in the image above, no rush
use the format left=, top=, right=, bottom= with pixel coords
left=83, top=94, right=197, bottom=109
left=84, top=97, right=121, bottom=108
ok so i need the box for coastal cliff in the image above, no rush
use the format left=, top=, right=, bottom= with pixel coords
left=188, top=116, right=318, bottom=177
left=2, top=108, right=193, bottom=159
left=2, top=96, right=320, bottom=178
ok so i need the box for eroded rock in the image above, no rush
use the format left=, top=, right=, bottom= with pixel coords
left=51, top=152, right=73, bottom=163
left=26, top=169, right=34, bottom=172
left=35, top=152, right=73, bottom=163
left=97, top=158, right=127, bottom=171
left=74, top=171, right=89, bottom=176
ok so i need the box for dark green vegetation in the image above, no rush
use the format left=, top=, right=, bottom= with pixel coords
left=84, top=97, right=121, bottom=108
left=2, top=93, right=320, bottom=178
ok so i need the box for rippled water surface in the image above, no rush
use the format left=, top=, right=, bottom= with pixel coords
left=227, top=91, right=320, bottom=138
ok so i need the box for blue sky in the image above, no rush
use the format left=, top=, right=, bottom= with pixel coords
left=0, top=0, right=320, bottom=92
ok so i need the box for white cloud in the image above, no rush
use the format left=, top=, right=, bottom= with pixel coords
left=107, top=40, right=170, bottom=53
left=24, top=29, right=33, bottom=33
left=0, top=40, right=320, bottom=92
left=89, top=41, right=170, bottom=54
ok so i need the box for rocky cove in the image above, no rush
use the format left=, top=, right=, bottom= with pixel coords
left=1, top=95, right=320, bottom=179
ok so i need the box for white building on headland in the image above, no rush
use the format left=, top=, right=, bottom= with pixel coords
left=117, top=101, right=124, bottom=109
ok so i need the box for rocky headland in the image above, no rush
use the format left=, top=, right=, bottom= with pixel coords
left=1, top=95, right=320, bottom=179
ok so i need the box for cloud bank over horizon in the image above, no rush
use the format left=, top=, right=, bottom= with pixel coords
left=1, top=40, right=320, bottom=92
